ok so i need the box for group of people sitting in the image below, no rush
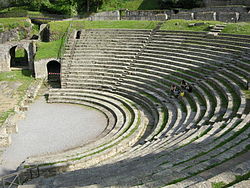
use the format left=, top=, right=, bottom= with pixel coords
left=170, top=80, right=192, bottom=98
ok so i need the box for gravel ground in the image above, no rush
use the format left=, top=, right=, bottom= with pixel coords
left=0, top=98, right=107, bottom=175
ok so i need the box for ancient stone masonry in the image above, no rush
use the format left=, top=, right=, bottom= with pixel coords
left=34, top=58, right=60, bottom=79
left=0, top=29, right=20, bottom=44
left=0, top=41, right=35, bottom=72
left=89, top=6, right=249, bottom=22
left=88, top=11, right=120, bottom=21
left=204, top=0, right=250, bottom=7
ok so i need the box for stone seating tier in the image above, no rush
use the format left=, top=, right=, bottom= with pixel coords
left=22, top=29, right=250, bottom=187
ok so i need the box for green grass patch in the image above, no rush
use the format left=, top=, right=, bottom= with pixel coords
left=35, top=39, right=64, bottom=60
left=243, top=90, right=250, bottom=99
left=222, top=22, right=250, bottom=35
left=161, top=20, right=222, bottom=32
left=0, top=109, right=14, bottom=125
left=15, top=48, right=26, bottom=58
left=0, top=17, right=31, bottom=31
left=212, top=182, right=227, bottom=188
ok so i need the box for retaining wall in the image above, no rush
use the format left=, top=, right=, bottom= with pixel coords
left=88, top=7, right=249, bottom=22
left=34, top=58, right=60, bottom=79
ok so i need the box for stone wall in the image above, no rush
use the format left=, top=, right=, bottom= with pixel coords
left=123, top=10, right=168, bottom=20
left=195, top=11, right=216, bottom=20
left=217, top=12, right=239, bottom=22
left=204, top=0, right=250, bottom=7
left=171, top=12, right=194, bottom=20
left=240, top=12, right=250, bottom=21
left=87, top=7, right=249, bottom=22
left=39, top=24, right=50, bottom=42
left=34, top=58, right=60, bottom=79
left=0, top=29, right=20, bottom=44
left=88, top=11, right=120, bottom=21
left=0, top=41, right=35, bottom=72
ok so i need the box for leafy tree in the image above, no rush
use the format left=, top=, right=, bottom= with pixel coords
left=76, top=0, right=103, bottom=13
left=161, top=0, right=203, bottom=9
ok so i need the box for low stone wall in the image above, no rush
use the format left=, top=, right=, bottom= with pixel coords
left=123, top=10, right=167, bottom=21
left=88, top=11, right=120, bottom=21
left=204, top=0, right=250, bottom=7
left=87, top=6, right=249, bottom=22
left=217, top=12, right=239, bottom=22
left=171, top=12, right=194, bottom=20
left=239, top=12, right=250, bottom=22
left=195, top=11, right=216, bottom=21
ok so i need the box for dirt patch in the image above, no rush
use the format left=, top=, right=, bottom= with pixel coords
left=0, top=81, right=22, bottom=114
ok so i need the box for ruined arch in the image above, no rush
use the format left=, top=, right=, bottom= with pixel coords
left=0, top=41, right=35, bottom=72
left=9, top=46, right=29, bottom=68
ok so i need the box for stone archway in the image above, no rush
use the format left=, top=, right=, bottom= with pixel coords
left=9, top=46, right=29, bottom=68
left=0, top=41, right=35, bottom=72
left=47, top=60, right=61, bottom=88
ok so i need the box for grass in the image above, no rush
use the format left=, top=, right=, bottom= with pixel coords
left=35, top=39, right=64, bottom=60
left=212, top=182, right=227, bottom=188
left=161, top=20, right=222, bottom=31
left=15, top=48, right=26, bottom=58
left=99, top=0, right=161, bottom=11
left=243, top=90, right=250, bottom=99
left=222, top=22, right=250, bottom=35
left=0, top=17, right=31, bottom=31
left=0, top=109, right=14, bottom=125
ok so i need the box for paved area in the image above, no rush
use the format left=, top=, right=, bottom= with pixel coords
left=0, top=97, right=107, bottom=175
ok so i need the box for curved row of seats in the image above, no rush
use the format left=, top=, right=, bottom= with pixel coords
left=23, top=29, right=250, bottom=187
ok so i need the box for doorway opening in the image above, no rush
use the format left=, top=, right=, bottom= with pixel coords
left=47, top=60, right=61, bottom=88
left=76, top=31, right=81, bottom=39
left=9, top=46, right=29, bottom=68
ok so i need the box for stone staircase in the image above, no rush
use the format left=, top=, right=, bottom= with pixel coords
left=19, top=29, right=250, bottom=188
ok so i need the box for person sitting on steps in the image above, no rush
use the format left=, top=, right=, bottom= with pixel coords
left=181, top=80, right=192, bottom=93
left=170, top=84, right=181, bottom=98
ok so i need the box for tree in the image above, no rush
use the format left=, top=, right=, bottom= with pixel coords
left=161, top=0, right=203, bottom=9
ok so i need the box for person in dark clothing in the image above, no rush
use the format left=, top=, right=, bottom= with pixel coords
left=170, top=84, right=180, bottom=98
left=181, top=80, right=192, bottom=93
